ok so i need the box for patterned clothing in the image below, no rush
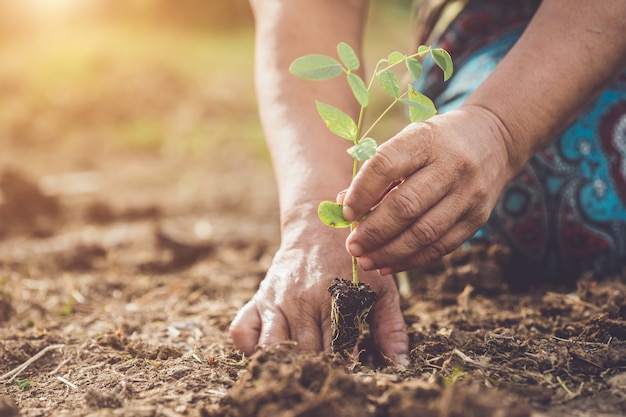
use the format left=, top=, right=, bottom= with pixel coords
left=415, top=0, right=626, bottom=284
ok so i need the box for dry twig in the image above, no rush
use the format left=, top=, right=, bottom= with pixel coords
left=0, top=344, right=65, bottom=383
left=56, top=376, right=78, bottom=391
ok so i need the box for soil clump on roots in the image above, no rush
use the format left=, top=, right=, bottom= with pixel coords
left=328, top=277, right=377, bottom=356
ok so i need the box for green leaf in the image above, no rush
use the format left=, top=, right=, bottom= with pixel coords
left=401, top=85, right=437, bottom=123
left=377, top=69, right=400, bottom=98
left=406, top=57, right=422, bottom=81
left=337, top=42, right=360, bottom=71
left=347, top=73, right=369, bottom=107
left=387, top=51, right=405, bottom=65
left=318, top=201, right=351, bottom=228
left=430, top=48, right=454, bottom=81
left=289, top=54, right=343, bottom=80
left=417, top=45, right=430, bottom=56
left=315, top=101, right=358, bottom=141
left=347, top=137, right=377, bottom=161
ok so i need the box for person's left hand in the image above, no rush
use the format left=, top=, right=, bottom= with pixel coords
left=340, top=105, right=518, bottom=275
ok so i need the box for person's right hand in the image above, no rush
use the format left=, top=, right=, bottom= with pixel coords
left=341, top=106, right=519, bottom=275
left=229, top=220, right=410, bottom=365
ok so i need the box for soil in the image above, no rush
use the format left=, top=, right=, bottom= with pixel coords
left=2, top=155, right=626, bottom=417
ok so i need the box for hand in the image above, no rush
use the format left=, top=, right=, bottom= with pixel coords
left=229, top=221, right=409, bottom=365
left=342, top=105, right=516, bottom=275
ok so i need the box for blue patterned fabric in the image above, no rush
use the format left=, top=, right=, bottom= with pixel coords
left=415, top=0, right=626, bottom=284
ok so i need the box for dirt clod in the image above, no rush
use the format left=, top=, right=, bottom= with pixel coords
left=216, top=349, right=370, bottom=417
left=0, top=169, right=60, bottom=238
left=0, top=396, right=19, bottom=417
left=84, top=388, right=123, bottom=410
left=0, top=295, right=13, bottom=323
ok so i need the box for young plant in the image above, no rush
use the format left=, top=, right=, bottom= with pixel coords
left=289, top=42, right=452, bottom=355
left=15, top=378, right=32, bottom=391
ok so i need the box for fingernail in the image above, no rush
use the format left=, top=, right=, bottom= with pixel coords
left=336, top=190, right=347, bottom=204
left=378, top=267, right=393, bottom=276
left=396, top=353, right=410, bottom=367
left=342, top=204, right=356, bottom=221
left=347, top=241, right=364, bottom=257
left=358, top=256, right=374, bottom=270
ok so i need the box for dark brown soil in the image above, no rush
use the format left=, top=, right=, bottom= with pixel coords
left=328, top=277, right=377, bottom=356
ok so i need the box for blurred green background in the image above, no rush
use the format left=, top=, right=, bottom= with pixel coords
left=0, top=0, right=415, bottom=216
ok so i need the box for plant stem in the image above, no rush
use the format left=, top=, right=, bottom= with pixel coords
left=347, top=53, right=419, bottom=287
left=351, top=153, right=359, bottom=284
left=350, top=218, right=358, bottom=284
left=360, top=91, right=408, bottom=141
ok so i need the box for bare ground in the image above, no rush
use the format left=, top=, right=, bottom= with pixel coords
left=1, top=141, right=626, bottom=417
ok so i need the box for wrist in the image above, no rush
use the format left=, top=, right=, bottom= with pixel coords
left=459, top=103, right=535, bottom=180
left=279, top=200, right=349, bottom=242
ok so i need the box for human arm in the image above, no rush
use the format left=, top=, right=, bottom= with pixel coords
left=229, top=0, right=409, bottom=363
left=341, top=0, right=626, bottom=273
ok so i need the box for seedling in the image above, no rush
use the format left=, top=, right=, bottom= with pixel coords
left=290, top=42, right=452, bottom=355
left=15, top=378, right=32, bottom=391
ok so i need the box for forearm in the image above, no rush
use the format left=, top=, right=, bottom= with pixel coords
left=464, top=0, right=626, bottom=174
left=251, top=0, right=369, bottom=229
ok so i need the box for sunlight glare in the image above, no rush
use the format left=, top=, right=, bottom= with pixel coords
left=21, top=0, right=85, bottom=21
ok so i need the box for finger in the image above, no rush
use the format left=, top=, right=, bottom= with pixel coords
left=356, top=192, right=470, bottom=270
left=368, top=277, right=409, bottom=366
left=321, top=298, right=333, bottom=353
left=289, top=297, right=330, bottom=352
left=321, top=320, right=333, bottom=353
left=340, top=182, right=402, bottom=207
left=229, top=299, right=262, bottom=355
left=380, top=212, right=487, bottom=274
left=342, top=123, right=434, bottom=221
left=256, top=305, right=291, bottom=350
left=346, top=164, right=452, bottom=257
